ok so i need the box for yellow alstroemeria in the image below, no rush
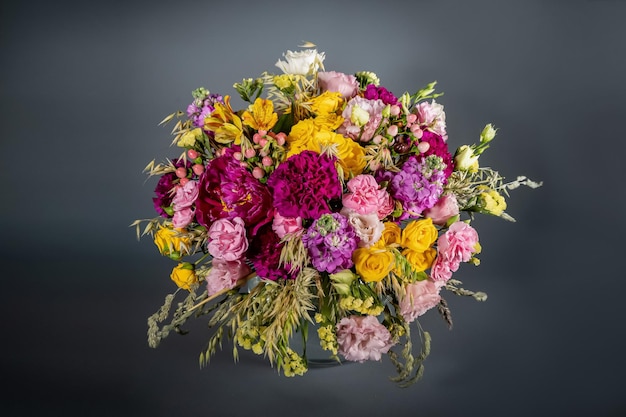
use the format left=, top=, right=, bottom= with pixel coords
left=241, top=98, right=278, bottom=132
left=204, top=96, right=243, bottom=144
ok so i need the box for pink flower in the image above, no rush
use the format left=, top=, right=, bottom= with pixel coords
left=336, top=315, right=394, bottom=362
left=399, top=279, right=442, bottom=323
left=340, top=208, right=383, bottom=248
left=271, top=211, right=303, bottom=239
left=424, top=194, right=459, bottom=225
left=317, top=71, right=359, bottom=99
left=415, top=100, right=447, bottom=139
left=430, top=257, right=453, bottom=282
left=207, top=217, right=249, bottom=261
left=172, top=180, right=199, bottom=210
left=437, top=221, right=480, bottom=267
left=206, top=258, right=251, bottom=296
left=338, top=97, right=385, bottom=142
left=342, top=174, right=393, bottom=219
left=172, top=207, right=194, bottom=228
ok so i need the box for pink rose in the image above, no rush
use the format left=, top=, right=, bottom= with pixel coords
left=271, top=211, right=303, bottom=239
left=172, top=207, right=194, bottom=228
left=399, top=279, right=442, bottom=323
left=341, top=208, right=384, bottom=248
left=207, top=217, right=249, bottom=261
left=342, top=174, right=392, bottom=219
left=336, top=315, right=394, bottom=362
left=437, top=221, right=479, bottom=266
left=317, top=71, right=359, bottom=99
left=172, top=180, right=199, bottom=210
left=338, top=97, right=385, bottom=142
left=415, top=100, right=447, bottom=139
left=206, top=258, right=251, bottom=296
left=424, top=194, right=459, bottom=225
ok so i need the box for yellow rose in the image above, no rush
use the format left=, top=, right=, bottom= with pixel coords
left=402, top=248, right=436, bottom=272
left=312, top=113, right=344, bottom=131
left=309, top=91, right=343, bottom=115
left=353, top=242, right=395, bottom=282
left=286, top=119, right=319, bottom=157
left=154, top=225, right=191, bottom=260
left=381, top=222, right=402, bottom=246
left=401, top=218, right=438, bottom=253
left=170, top=262, right=197, bottom=290
left=316, top=130, right=366, bottom=178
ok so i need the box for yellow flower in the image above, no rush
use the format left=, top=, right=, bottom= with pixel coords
left=170, top=262, right=197, bottom=290
left=402, top=248, right=437, bottom=272
left=477, top=186, right=507, bottom=216
left=203, top=96, right=243, bottom=144
left=316, top=130, right=366, bottom=178
left=241, top=98, right=278, bottom=131
left=401, top=218, right=438, bottom=253
left=353, top=241, right=395, bottom=282
left=273, top=74, right=296, bottom=90
left=286, top=119, right=319, bottom=157
left=381, top=222, right=402, bottom=246
left=454, top=145, right=479, bottom=172
left=153, top=225, right=191, bottom=260
left=178, top=127, right=202, bottom=148
left=309, top=91, right=343, bottom=115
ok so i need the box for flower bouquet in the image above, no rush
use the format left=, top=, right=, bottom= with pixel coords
left=132, top=45, right=541, bottom=386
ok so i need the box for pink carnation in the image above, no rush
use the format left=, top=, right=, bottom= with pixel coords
left=317, top=71, right=359, bottom=99
left=172, top=207, right=194, bottom=228
left=399, top=279, right=442, bottom=323
left=342, top=174, right=393, bottom=219
left=336, top=315, right=394, bottom=362
left=424, top=194, right=459, bottom=225
left=207, top=217, right=249, bottom=261
left=430, top=257, right=454, bottom=282
left=437, top=221, right=480, bottom=267
left=206, top=258, right=251, bottom=296
left=172, top=180, right=199, bottom=210
left=272, top=211, right=303, bottom=239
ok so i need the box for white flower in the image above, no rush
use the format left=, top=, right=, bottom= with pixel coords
left=275, top=49, right=325, bottom=76
left=454, top=145, right=479, bottom=171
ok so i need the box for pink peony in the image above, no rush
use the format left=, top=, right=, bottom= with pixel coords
left=437, top=221, right=480, bottom=267
left=342, top=174, right=392, bottom=219
left=399, top=279, right=442, bottom=323
left=172, top=207, right=194, bottom=228
left=338, top=96, right=386, bottom=142
left=415, top=100, right=447, bottom=139
left=424, top=194, right=459, bottom=225
left=207, top=217, right=249, bottom=261
left=206, top=258, right=251, bottom=296
left=340, top=208, right=383, bottom=248
left=336, top=315, right=394, bottom=362
left=272, top=211, right=303, bottom=239
left=317, top=71, right=359, bottom=99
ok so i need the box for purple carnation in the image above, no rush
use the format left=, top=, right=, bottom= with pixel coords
left=389, top=155, right=446, bottom=220
left=302, top=213, right=359, bottom=274
left=417, top=131, right=454, bottom=180
left=363, top=84, right=398, bottom=106
left=195, top=147, right=273, bottom=237
left=152, top=159, right=192, bottom=218
left=266, top=151, right=342, bottom=221
left=248, top=225, right=296, bottom=281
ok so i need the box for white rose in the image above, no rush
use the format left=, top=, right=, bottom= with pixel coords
left=275, top=49, right=325, bottom=76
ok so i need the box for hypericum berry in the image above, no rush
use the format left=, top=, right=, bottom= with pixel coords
left=175, top=167, right=188, bottom=178
left=252, top=167, right=265, bottom=179
left=262, top=156, right=273, bottom=167
left=187, top=149, right=199, bottom=159
left=233, top=151, right=243, bottom=160
left=244, top=148, right=256, bottom=158
left=179, top=177, right=190, bottom=186
left=192, top=164, right=205, bottom=175
left=276, top=133, right=286, bottom=146
left=417, top=141, right=430, bottom=153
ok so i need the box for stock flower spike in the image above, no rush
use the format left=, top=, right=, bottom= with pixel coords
left=133, top=45, right=542, bottom=387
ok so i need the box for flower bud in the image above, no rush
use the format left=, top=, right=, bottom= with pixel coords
left=454, top=145, right=479, bottom=171
left=480, top=124, right=497, bottom=144
left=350, top=106, right=370, bottom=126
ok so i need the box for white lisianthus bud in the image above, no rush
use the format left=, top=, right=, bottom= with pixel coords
left=454, top=145, right=480, bottom=171
left=275, top=49, right=325, bottom=76
left=350, top=105, right=370, bottom=126
left=480, top=124, right=497, bottom=144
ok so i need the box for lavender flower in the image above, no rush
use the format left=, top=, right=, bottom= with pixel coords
left=302, top=213, right=359, bottom=274
left=187, top=88, right=224, bottom=128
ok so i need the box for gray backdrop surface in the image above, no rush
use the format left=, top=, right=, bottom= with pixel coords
left=1, top=0, right=624, bottom=416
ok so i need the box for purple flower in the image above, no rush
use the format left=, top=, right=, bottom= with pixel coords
left=302, top=213, right=359, bottom=274
left=363, top=84, right=398, bottom=106
left=267, top=151, right=342, bottom=221
left=389, top=155, right=446, bottom=220
left=187, top=91, right=224, bottom=128
left=195, top=147, right=273, bottom=237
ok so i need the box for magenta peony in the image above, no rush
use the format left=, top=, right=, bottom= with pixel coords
left=336, top=315, right=394, bottom=362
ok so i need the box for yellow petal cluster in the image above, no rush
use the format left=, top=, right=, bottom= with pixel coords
left=241, top=98, right=278, bottom=131
left=203, top=96, right=243, bottom=144
left=153, top=226, right=191, bottom=260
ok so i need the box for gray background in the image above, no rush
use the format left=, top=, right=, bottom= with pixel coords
left=2, top=0, right=625, bottom=416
